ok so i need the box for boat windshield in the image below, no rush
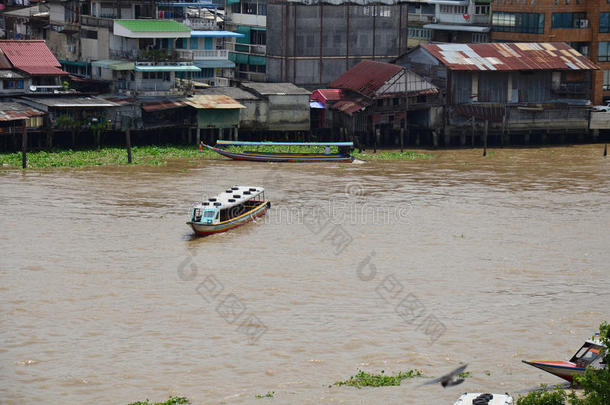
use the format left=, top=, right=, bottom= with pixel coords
left=203, top=210, right=216, bottom=218
left=571, top=343, right=603, bottom=365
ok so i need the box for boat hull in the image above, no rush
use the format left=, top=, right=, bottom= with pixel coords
left=203, top=143, right=354, bottom=163
left=522, top=360, right=585, bottom=383
left=187, top=201, right=269, bottom=236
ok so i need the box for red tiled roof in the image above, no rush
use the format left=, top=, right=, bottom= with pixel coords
left=0, top=40, right=68, bottom=76
left=20, top=66, right=68, bottom=76
left=329, top=60, right=403, bottom=98
left=420, top=42, right=598, bottom=71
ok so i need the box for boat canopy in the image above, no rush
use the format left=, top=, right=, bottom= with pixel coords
left=200, top=186, right=264, bottom=210
left=216, top=140, right=354, bottom=147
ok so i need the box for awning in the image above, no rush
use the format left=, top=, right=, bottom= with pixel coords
left=135, top=65, right=201, bottom=72
left=91, top=59, right=135, bottom=71
left=191, top=30, right=244, bottom=38
left=59, top=59, right=88, bottom=68
left=195, top=60, right=235, bottom=69
left=229, top=52, right=249, bottom=65
left=249, top=55, right=266, bottom=66
left=226, top=0, right=240, bottom=4
left=423, top=24, right=490, bottom=32
left=235, top=26, right=251, bottom=44
left=310, top=101, right=325, bottom=109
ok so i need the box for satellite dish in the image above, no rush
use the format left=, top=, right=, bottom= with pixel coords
left=29, top=85, right=37, bottom=92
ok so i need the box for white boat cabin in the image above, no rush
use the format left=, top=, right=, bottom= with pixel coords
left=191, top=186, right=265, bottom=224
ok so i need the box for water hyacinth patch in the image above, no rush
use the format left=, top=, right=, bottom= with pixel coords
left=334, top=369, right=423, bottom=388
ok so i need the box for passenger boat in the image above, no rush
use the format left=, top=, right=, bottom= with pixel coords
left=454, top=393, right=513, bottom=405
left=522, top=335, right=606, bottom=383
left=187, top=186, right=270, bottom=236
left=202, top=140, right=355, bottom=163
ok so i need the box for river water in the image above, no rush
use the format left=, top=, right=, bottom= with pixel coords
left=1, top=145, right=609, bottom=404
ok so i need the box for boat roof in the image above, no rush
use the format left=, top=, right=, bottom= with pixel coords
left=200, top=186, right=264, bottom=210
left=216, top=140, right=354, bottom=147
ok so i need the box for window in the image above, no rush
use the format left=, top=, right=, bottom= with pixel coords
left=251, top=29, right=266, bottom=45
left=474, top=3, right=490, bottom=15
left=551, top=13, right=587, bottom=29
left=472, top=33, right=488, bottom=43
left=492, top=12, right=544, bottom=34
left=601, top=13, right=610, bottom=33
left=599, top=42, right=610, bottom=62
left=440, top=5, right=467, bottom=14
left=80, top=29, right=98, bottom=40
left=604, top=70, right=610, bottom=91
left=231, top=2, right=241, bottom=13
left=408, top=27, right=432, bottom=40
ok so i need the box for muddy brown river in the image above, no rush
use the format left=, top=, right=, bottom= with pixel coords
left=1, top=146, right=609, bottom=404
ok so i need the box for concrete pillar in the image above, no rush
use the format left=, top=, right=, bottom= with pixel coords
left=542, top=129, right=548, bottom=144
left=432, top=130, right=438, bottom=148
left=524, top=130, right=530, bottom=145
left=400, top=128, right=404, bottom=152
left=593, top=129, right=600, bottom=141
left=444, top=129, right=451, bottom=147
left=471, top=118, right=475, bottom=147
left=196, top=127, right=201, bottom=145
left=460, top=129, right=466, bottom=146
left=47, top=128, right=53, bottom=150
left=471, top=72, right=479, bottom=102
left=233, top=127, right=239, bottom=141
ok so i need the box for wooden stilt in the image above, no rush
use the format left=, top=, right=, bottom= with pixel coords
left=483, top=120, right=488, bottom=156
left=400, top=127, right=404, bottom=152
left=21, top=120, right=27, bottom=169
left=125, top=128, right=132, bottom=163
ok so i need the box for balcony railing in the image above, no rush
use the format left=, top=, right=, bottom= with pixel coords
left=176, top=49, right=229, bottom=60
left=174, top=17, right=220, bottom=30
left=81, top=15, right=114, bottom=29
left=226, top=42, right=266, bottom=55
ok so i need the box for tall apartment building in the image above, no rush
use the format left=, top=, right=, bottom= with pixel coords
left=265, top=0, right=409, bottom=87
left=491, top=0, right=610, bottom=104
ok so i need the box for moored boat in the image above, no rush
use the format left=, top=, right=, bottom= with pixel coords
left=522, top=335, right=606, bottom=383
left=202, top=140, right=355, bottom=163
left=187, top=186, right=270, bottom=236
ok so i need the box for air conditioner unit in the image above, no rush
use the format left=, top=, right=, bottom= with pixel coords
left=579, top=19, right=589, bottom=28
left=581, top=46, right=589, bottom=55
left=432, top=17, right=438, bottom=23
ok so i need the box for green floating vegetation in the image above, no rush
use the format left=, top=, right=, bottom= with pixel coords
left=353, top=150, right=434, bottom=160
left=0, top=145, right=218, bottom=169
left=255, top=391, right=275, bottom=399
left=127, top=396, right=190, bottom=405
left=458, top=371, right=472, bottom=379
left=334, top=369, right=423, bottom=388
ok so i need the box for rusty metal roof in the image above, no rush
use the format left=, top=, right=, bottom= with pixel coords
left=0, top=102, right=45, bottom=122
left=182, top=95, right=245, bottom=109
left=142, top=100, right=186, bottom=112
left=420, top=42, right=599, bottom=71
left=0, top=40, right=68, bottom=76
left=329, top=60, right=403, bottom=98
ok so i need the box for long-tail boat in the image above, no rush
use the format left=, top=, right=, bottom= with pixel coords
left=522, top=335, right=606, bottom=383
left=202, top=140, right=354, bottom=163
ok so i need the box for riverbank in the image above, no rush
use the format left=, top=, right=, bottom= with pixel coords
left=0, top=146, right=434, bottom=168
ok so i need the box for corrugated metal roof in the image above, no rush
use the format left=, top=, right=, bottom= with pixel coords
left=183, top=94, right=246, bottom=109
left=420, top=42, right=599, bottom=71
left=0, top=102, right=45, bottom=122
left=197, top=86, right=259, bottom=100
left=0, top=40, right=68, bottom=75
left=329, top=60, right=403, bottom=98
left=332, top=99, right=367, bottom=115
left=142, top=100, right=186, bottom=112
left=21, top=96, right=119, bottom=108
left=240, top=82, right=311, bottom=96
left=115, top=19, right=191, bottom=33
left=310, top=89, right=344, bottom=104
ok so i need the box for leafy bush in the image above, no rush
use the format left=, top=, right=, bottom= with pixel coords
left=127, top=396, right=189, bottom=405
left=516, top=386, right=567, bottom=405
left=570, top=322, right=610, bottom=405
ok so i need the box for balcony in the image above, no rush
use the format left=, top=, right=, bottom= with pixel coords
left=176, top=49, right=229, bottom=60
left=197, top=77, right=231, bottom=87
left=81, top=15, right=114, bottom=29
left=226, top=42, right=266, bottom=55
left=408, top=14, right=434, bottom=23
